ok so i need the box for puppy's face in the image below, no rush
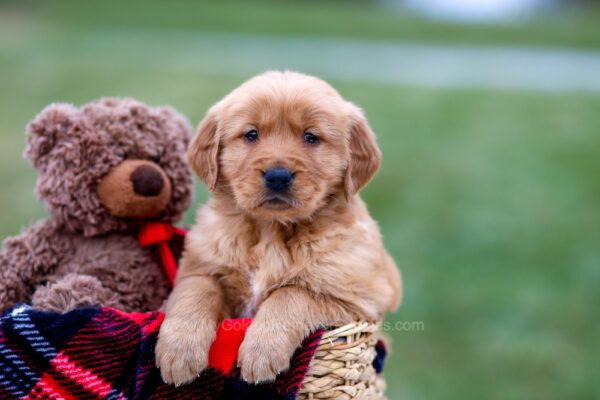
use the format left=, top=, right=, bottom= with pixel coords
left=189, top=71, right=381, bottom=222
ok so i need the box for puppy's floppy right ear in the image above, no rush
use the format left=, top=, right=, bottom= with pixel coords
left=344, top=105, right=381, bottom=198
left=25, top=103, right=78, bottom=168
left=188, top=105, right=220, bottom=191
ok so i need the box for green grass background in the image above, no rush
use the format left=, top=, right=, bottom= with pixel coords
left=1, top=1, right=599, bottom=398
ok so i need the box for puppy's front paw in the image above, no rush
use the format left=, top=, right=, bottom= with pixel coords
left=155, top=318, right=216, bottom=386
left=238, top=326, right=297, bottom=384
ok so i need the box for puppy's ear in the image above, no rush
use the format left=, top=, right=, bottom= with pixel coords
left=344, top=106, right=381, bottom=198
left=188, top=105, right=221, bottom=191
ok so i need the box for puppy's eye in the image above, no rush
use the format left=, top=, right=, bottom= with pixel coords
left=116, top=151, right=128, bottom=160
left=244, top=129, right=259, bottom=142
left=304, top=132, right=320, bottom=145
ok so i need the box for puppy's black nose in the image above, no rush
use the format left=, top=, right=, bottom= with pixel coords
left=131, top=165, right=165, bottom=197
left=263, top=167, right=293, bottom=191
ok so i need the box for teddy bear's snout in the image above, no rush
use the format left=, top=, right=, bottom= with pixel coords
left=131, top=165, right=165, bottom=197
left=97, top=159, right=172, bottom=219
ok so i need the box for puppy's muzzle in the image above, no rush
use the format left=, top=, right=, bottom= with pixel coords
left=263, top=167, right=294, bottom=191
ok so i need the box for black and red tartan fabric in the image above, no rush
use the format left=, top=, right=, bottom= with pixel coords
left=0, top=306, right=323, bottom=400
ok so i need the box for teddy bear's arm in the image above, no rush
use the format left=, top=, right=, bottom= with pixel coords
left=0, top=220, right=63, bottom=312
left=31, top=273, right=122, bottom=313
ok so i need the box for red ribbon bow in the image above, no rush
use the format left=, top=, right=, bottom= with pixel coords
left=138, top=222, right=186, bottom=286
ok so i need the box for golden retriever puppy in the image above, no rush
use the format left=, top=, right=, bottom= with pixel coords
left=156, top=71, right=401, bottom=385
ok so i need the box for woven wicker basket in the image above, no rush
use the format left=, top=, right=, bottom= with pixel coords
left=298, top=322, right=386, bottom=400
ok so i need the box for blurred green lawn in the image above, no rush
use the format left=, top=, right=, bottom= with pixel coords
left=1, top=1, right=599, bottom=399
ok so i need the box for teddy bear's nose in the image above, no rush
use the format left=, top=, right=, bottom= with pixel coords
left=131, top=165, right=165, bottom=197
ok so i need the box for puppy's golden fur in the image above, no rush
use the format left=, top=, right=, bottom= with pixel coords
left=156, top=71, right=402, bottom=385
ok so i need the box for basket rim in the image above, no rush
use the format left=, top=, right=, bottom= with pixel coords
left=320, top=321, right=380, bottom=339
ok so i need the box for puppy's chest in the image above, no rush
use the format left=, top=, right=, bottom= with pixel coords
left=217, top=236, right=296, bottom=318
left=219, top=266, right=261, bottom=318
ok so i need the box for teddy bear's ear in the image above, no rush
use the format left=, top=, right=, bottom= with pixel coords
left=25, top=103, right=78, bottom=167
left=159, top=106, right=193, bottom=147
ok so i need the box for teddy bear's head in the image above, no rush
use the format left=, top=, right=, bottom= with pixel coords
left=25, top=98, right=194, bottom=236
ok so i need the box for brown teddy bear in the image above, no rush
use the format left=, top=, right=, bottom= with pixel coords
left=0, top=98, right=194, bottom=313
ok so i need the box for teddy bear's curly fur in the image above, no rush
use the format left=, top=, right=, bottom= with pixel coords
left=0, top=98, right=194, bottom=313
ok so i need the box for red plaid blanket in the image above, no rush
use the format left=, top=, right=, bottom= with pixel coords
left=0, top=306, right=323, bottom=400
